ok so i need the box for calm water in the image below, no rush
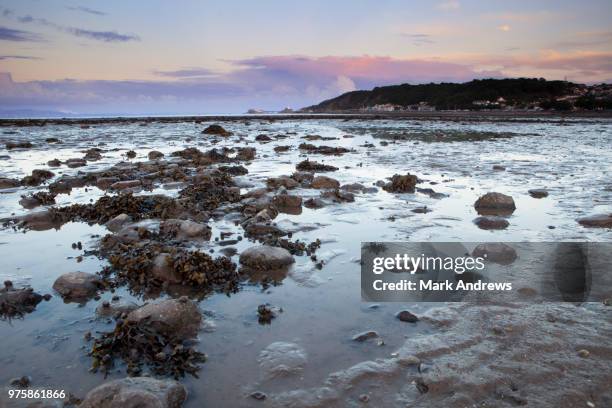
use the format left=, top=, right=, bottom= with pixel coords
left=0, top=117, right=611, bottom=407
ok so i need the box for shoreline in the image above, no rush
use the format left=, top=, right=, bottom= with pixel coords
left=1, top=110, right=612, bottom=126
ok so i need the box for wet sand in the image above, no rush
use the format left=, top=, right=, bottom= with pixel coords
left=0, top=116, right=611, bottom=407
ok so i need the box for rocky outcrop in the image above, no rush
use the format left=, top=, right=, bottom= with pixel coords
left=80, top=377, right=188, bottom=408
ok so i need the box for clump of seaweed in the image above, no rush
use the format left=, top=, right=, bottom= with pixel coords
left=264, top=237, right=321, bottom=257
left=90, top=317, right=206, bottom=379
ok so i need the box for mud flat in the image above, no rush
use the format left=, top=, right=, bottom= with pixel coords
left=0, top=117, right=610, bottom=407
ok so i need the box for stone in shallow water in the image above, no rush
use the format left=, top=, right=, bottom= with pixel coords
left=126, top=297, right=202, bottom=339
left=472, top=243, right=517, bottom=265
left=396, top=310, right=419, bottom=323
left=474, top=192, right=516, bottom=215
left=577, top=214, right=612, bottom=228
left=311, top=176, right=340, bottom=189
left=258, top=342, right=307, bottom=378
left=528, top=188, right=548, bottom=198
left=352, top=331, right=380, bottom=342
left=239, top=245, right=294, bottom=269
left=473, top=216, right=509, bottom=230
left=80, top=377, right=187, bottom=408
left=52, top=272, right=101, bottom=301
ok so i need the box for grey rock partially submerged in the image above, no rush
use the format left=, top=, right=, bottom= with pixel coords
left=52, top=272, right=101, bottom=301
left=239, top=245, right=295, bottom=270
left=80, top=377, right=187, bottom=408
left=126, top=297, right=201, bottom=339
left=473, top=216, right=509, bottom=230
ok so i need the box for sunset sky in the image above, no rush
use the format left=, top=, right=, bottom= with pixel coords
left=1, top=0, right=611, bottom=115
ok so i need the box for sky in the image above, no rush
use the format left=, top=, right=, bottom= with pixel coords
left=0, top=0, right=611, bottom=115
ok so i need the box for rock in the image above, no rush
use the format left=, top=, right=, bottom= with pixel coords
left=0, top=177, right=20, bottom=189
left=340, top=182, right=366, bottom=192
left=148, top=150, right=164, bottom=160
left=202, top=124, right=231, bottom=136
left=311, top=176, right=340, bottom=189
left=9, top=376, right=31, bottom=388
left=84, top=148, right=102, bottom=161
left=80, top=377, right=187, bottom=408
left=577, top=349, right=590, bottom=358
left=304, top=197, right=326, bottom=209
left=65, top=158, right=87, bottom=168
left=267, top=176, right=299, bottom=190
left=110, top=180, right=142, bottom=190
left=150, top=253, right=183, bottom=284
left=382, top=173, right=418, bottom=193
left=0, top=283, right=44, bottom=318
left=258, top=342, right=307, bottom=378
left=257, top=303, right=282, bottom=324
left=472, top=243, right=517, bottom=264
left=474, top=192, right=516, bottom=215
left=255, top=134, right=272, bottom=142
left=236, top=147, right=256, bottom=160
left=321, top=190, right=355, bottom=203
left=291, top=171, right=314, bottom=184
left=52, top=272, right=101, bottom=300
left=577, top=214, right=612, bottom=228
left=96, top=176, right=120, bottom=190
left=352, top=331, right=380, bottom=342
left=21, top=169, right=55, bottom=186
left=126, top=297, right=202, bottom=339
left=160, top=219, right=212, bottom=240
left=95, top=298, right=139, bottom=318
left=17, top=210, right=61, bottom=231
left=126, top=150, right=137, bottom=158
left=396, top=310, right=419, bottom=323
left=493, top=165, right=506, bottom=171
left=296, top=159, right=338, bottom=172
left=473, top=216, right=509, bottom=230
left=5, top=141, right=33, bottom=149
left=250, top=391, right=267, bottom=400
left=105, top=213, right=132, bottom=232
left=239, top=245, right=294, bottom=269
left=244, top=222, right=286, bottom=237
left=47, top=158, right=62, bottom=167
left=528, top=189, right=548, bottom=198
left=272, top=194, right=302, bottom=214
left=19, top=192, right=56, bottom=209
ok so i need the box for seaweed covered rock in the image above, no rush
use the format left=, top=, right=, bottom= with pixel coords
left=18, top=191, right=56, bottom=209
left=148, top=150, right=164, bottom=160
left=267, top=176, right=299, bottom=190
left=126, top=297, right=201, bottom=339
left=474, top=192, right=516, bottom=215
left=239, top=245, right=294, bottom=270
left=296, top=159, right=338, bottom=172
left=0, top=177, right=20, bottom=189
left=298, top=143, right=350, bottom=155
left=52, top=272, right=102, bottom=301
left=80, top=377, right=188, bottom=408
left=271, top=194, right=302, bottom=214
left=160, top=219, right=212, bottom=241
left=0, top=281, right=46, bottom=319
left=202, top=124, right=231, bottom=136
left=382, top=173, right=418, bottom=193
left=21, top=169, right=55, bottom=186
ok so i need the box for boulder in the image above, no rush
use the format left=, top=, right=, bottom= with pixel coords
left=52, top=272, right=101, bottom=300
left=105, top=213, right=132, bottom=232
left=148, top=150, right=164, bottom=160
left=0, top=177, right=20, bottom=189
left=65, top=158, right=87, bottom=168
left=239, top=245, right=294, bottom=270
left=577, top=214, right=612, bottom=228
left=151, top=253, right=182, bottom=284
left=272, top=194, right=302, bottom=214
left=311, top=176, right=340, bottom=189
left=473, top=216, right=509, bottom=230
left=396, top=310, right=419, bottom=323
left=160, top=219, right=212, bottom=240
left=267, top=176, right=299, bottom=190
left=382, top=174, right=418, bottom=193
left=202, top=124, right=231, bottom=136
left=126, top=297, right=202, bottom=339
left=474, top=192, right=516, bottom=215
left=472, top=243, right=518, bottom=265
left=80, top=377, right=187, bottom=408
